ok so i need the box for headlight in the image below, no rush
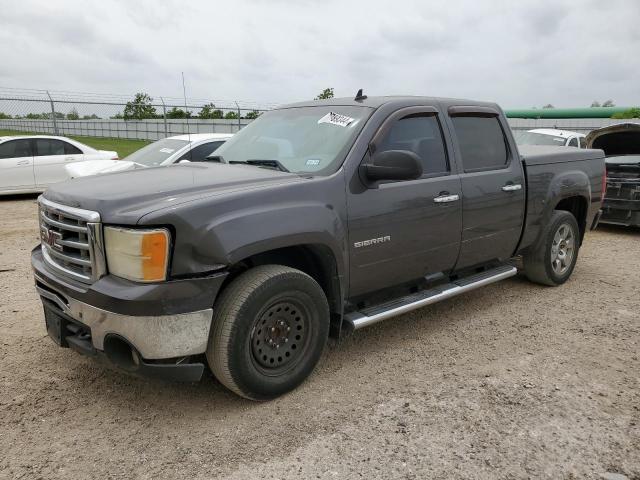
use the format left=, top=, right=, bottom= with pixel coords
left=104, top=227, right=170, bottom=282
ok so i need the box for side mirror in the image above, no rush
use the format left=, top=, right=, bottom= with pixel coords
left=178, top=159, right=191, bottom=164
left=362, top=150, right=422, bottom=182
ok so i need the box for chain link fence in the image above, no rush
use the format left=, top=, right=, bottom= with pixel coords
left=1, top=87, right=635, bottom=141
left=0, top=87, right=278, bottom=140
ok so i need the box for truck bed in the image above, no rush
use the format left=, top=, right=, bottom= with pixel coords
left=518, top=145, right=605, bottom=252
left=519, top=145, right=605, bottom=165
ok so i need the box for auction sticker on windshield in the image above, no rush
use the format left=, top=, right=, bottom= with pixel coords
left=159, top=148, right=175, bottom=153
left=318, top=112, right=355, bottom=127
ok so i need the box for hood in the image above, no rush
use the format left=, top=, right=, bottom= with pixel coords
left=585, top=123, right=640, bottom=156
left=44, top=162, right=304, bottom=223
left=66, top=160, right=136, bottom=178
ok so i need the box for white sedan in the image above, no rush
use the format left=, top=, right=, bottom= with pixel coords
left=66, top=133, right=233, bottom=178
left=0, top=135, right=118, bottom=195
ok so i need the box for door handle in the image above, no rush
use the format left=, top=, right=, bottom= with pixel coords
left=433, top=193, right=460, bottom=203
left=65, top=157, right=75, bottom=161
left=16, top=160, right=30, bottom=166
left=502, top=183, right=522, bottom=192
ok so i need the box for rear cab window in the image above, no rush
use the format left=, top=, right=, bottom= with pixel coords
left=449, top=110, right=509, bottom=172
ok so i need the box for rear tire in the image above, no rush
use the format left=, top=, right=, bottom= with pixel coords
left=207, top=265, right=329, bottom=400
left=524, top=210, right=580, bottom=286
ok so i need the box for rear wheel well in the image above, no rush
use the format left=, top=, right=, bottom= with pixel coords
left=220, top=245, right=343, bottom=337
left=554, top=196, right=588, bottom=243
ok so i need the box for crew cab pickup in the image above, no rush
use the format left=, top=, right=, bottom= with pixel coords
left=31, top=94, right=605, bottom=400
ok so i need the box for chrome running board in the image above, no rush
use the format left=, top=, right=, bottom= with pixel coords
left=344, top=265, right=517, bottom=330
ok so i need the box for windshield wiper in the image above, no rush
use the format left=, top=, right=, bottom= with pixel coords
left=229, top=159, right=290, bottom=173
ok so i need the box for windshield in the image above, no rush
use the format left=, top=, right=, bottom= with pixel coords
left=123, top=138, right=189, bottom=166
left=212, top=105, right=372, bottom=175
left=516, top=131, right=567, bottom=147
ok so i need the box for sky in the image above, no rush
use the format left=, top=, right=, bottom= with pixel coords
left=0, top=0, right=639, bottom=109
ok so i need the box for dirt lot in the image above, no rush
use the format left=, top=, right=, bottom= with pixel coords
left=0, top=196, right=638, bottom=480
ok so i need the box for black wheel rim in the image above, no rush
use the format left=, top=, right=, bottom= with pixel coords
left=250, top=298, right=311, bottom=375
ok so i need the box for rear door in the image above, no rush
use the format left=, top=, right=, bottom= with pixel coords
left=0, top=139, right=35, bottom=191
left=34, top=138, right=84, bottom=187
left=445, top=106, right=525, bottom=269
left=347, top=106, right=462, bottom=297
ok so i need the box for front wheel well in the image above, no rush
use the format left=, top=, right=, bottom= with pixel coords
left=219, top=245, right=343, bottom=337
left=554, top=196, right=588, bottom=243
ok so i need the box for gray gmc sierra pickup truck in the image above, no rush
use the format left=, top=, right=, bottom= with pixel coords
left=31, top=94, right=605, bottom=400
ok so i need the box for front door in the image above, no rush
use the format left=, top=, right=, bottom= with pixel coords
left=0, top=139, right=35, bottom=191
left=347, top=108, right=462, bottom=297
left=445, top=107, right=526, bottom=269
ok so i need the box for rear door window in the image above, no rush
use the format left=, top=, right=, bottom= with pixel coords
left=35, top=139, right=67, bottom=156
left=451, top=116, right=509, bottom=172
left=377, top=114, right=449, bottom=176
left=64, top=142, right=82, bottom=154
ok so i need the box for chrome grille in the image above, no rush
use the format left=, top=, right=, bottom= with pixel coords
left=38, top=197, right=106, bottom=283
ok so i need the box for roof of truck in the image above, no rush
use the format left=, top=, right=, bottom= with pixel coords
left=284, top=95, right=499, bottom=110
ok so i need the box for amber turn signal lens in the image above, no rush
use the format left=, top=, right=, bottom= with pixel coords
left=104, top=227, right=170, bottom=282
left=141, top=231, right=169, bottom=281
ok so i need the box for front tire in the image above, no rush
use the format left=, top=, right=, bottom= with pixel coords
left=207, top=265, right=329, bottom=400
left=524, top=210, right=580, bottom=286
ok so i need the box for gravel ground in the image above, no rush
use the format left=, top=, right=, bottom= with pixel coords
left=0, top=195, right=638, bottom=480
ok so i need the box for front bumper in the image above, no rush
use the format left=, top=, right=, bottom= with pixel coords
left=32, top=246, right=228, bottom=381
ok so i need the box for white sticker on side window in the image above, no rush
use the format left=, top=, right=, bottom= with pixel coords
left=318, top=112, right=355, bottom=127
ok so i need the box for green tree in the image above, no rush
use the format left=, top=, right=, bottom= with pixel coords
left=602, top=99, right=615, bottom=107
left=224, top=111, right=239, bottom=120
left=26, top=112, right=47, bottom=119
left=0, top=112, right=13, bottom=119
left=590, top=101, right=601, bottom=107
left=82, top=114, right=100, bottom=120
left=244, top=110, right=261, bottom=119
left=315, top=88, right=334, bottom=100
left=123, top=92, right=157, bottom=120
left=166, top=107, right=191, bottom=119
left=67, top=108, right=79, bottom=120
left=198, top=103, right=224, bottom=119
left=542, top=104, right=554, bottom=109
left=611, top=108, right=640, bottom=119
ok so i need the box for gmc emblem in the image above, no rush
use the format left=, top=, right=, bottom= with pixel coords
left=42, top=228, right=63, bottom=251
